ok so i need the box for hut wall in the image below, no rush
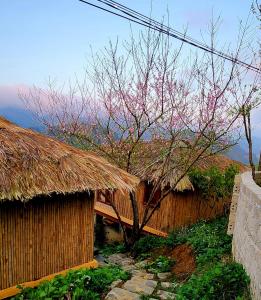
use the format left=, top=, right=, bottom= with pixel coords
left=113, top=182, right=229, bottom=232
left=0, top=192, right=94, bottom=290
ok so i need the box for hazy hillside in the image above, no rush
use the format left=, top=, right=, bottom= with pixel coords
left=226, top=137, right=261, bottom=164
left=0, top=106, right=44, bottom=131
left=0, top=106, right=260, bottom=165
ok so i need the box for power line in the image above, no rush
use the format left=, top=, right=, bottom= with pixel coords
left=78, top=0, right=261, bottom=74
left=86, top=0, right=261, bottom=74
left=97, top=0, right=212, bottom=49
left=94, top=0, right=261, bottom=74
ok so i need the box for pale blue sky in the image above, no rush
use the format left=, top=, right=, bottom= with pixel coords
left=0, top=0, right=258, bottom=86
left=0, top=0, right=260, bottom=137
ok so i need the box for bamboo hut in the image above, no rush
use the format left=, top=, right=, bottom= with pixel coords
left=0, top=117, right=138, bottom=297
left=95, top=140, right=248, bottom=234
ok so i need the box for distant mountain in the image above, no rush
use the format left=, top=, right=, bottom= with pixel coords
left=0, top=105, right=260, bottom=165
left=0, top=106, right=44, bottom=132
left=252, top=136, right=261, bottom=161
left=226, top=136, right=261, bottom=164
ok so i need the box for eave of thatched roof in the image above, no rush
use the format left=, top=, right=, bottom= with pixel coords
left=0, top=117, right=139, bottom=202
left=128, top=140, right=249, bottom=192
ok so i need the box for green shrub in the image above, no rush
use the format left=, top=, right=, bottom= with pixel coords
left=134, top=216, right=232, bottom=266
left=12, top=266, right=129, bottom=300
left=133, top=235, right=166, bottom=257
left=189, top=164, right=239, bottom=200
left=184, top=217, right=232, bottom=265
left=163, top=217, right=232, bottom=266
left=176, top=262, right=250, bottom=300
left=146, top=255, right=175, bottom=273
left=100, top=242, right=126, bottom=257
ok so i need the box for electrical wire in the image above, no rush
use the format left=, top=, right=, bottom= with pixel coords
left=78, top=0, right=261, bottom=74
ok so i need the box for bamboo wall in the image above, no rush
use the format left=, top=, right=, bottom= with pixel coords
left=0, top=192, right=94, bottom=290
left=113, top=182, right=229, bottom=232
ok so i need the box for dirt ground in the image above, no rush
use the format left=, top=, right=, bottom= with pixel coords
left=150, top=244, right=196, bottom=281
left=170, top=244, right=196, bottom=280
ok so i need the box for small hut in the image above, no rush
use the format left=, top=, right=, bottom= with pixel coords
left=0, top=117, right=138, bottom=296
left=95, top=140, right=248, bottom=234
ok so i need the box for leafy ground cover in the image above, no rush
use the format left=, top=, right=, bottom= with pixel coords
left=133, top=216, right=251, bottom=299
left=99, top=242, right=126, bottom=257
left=133, top=217, right=232, bottom=265
left=176, top=262, right=250, bottom=300
left=145, top=255, right=175, bottom=273
left=12, top=266, right=129, bottom=300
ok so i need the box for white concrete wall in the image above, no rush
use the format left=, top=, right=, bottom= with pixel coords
left=229, top=172, right=261, bottom=300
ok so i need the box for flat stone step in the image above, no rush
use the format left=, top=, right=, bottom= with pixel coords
left=160, top=282, right=172, bottom=289
left=131, top=270, right=154, bottom=279
left=157, top=272, right=172, bottom=280
left=105, top=287, right=140, bottom=300
left=107, top=253, right=128, bottom=265
left=157, top=289, right=176, bottom=299
left=123, top=277, right=157, bottom=295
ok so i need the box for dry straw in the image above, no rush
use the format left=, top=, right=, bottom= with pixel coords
left=0, top=117, right=139, bottom=202
left=128, top=140, right=248, bottom=192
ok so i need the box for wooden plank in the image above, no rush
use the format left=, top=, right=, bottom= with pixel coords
left=94, top=202, right=167, bottom=237
left=0, top=260, right=98, bottom=300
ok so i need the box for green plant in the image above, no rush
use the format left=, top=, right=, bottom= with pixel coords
left=146, top=256, right=175, bottom=273
left=133, top=235, right=166, bottom=257
left=100, top=242, right=126, bottom=257
left=162, top=217, right=232, bottom=266
left=164, top=227, right=190, bottom=247
left=184, top=217, right=232, bottom=266
left=176, top=262, right=250, bottom=300
left=12, top=266, right=129, bottom=300
left=135, top=216, right=232, bottom=266
left=189, top=164, right=239, bottom=200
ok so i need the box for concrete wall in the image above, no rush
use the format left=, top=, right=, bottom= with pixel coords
left=228, top=172, right=261, bottom=300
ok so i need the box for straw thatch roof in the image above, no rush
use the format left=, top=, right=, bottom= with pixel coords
left=127, top=140, right=249, bottom=192
left=0, top=117, right=139, bottom=202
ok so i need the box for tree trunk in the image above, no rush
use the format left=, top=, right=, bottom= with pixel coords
left=95, top=215, right=106, bottom=247
left=246, top=114, right=256, bottom=180
left=258, top=151, right=261, bottom=171
left=129, top=192, right=140, bottom=239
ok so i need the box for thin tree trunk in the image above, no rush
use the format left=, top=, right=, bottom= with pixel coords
left=108, top=197, right=130, bottom=248
left=246, top=114, right=256, bottom=180
left=129, top=192, right=140, bottom=244
left=242, top=106, right=256, bottom=180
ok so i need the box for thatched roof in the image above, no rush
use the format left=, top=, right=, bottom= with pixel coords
left=128, top=140, right=249, bottom=192
left=0, top=117, right=139, bottom=202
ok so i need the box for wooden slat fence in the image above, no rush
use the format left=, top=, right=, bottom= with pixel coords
left=0, top=193, right=94, bottom=290
left=104, top=182, right=229, bottom=233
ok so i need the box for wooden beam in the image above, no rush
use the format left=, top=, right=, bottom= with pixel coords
left=95, top=202, right=167, bottom=237
left=0, top=260, right=98, bottom=300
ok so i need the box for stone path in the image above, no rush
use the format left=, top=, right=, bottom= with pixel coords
left=103, top=253, right=176, bottom=300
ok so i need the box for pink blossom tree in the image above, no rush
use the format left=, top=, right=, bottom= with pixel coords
left=21, top=21, right=258, bottom=246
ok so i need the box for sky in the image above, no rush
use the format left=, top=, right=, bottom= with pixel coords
left=0, top=0, right=260, bottom=135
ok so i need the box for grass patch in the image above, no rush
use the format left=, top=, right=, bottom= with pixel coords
left=12, top=266, right=129, bottom=300
left=177, top=217, right=232, bottom=266
left=133, top=216, right=250, bottom=299
left=176, top=262, right=250, bottom=300
left=145, top=255, right=175, bottom=273
left=133, top=216, right=232, bottom=266
left=99, top=242, right=126, bottom=257
left=132, top=235, right=166, bottom=257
